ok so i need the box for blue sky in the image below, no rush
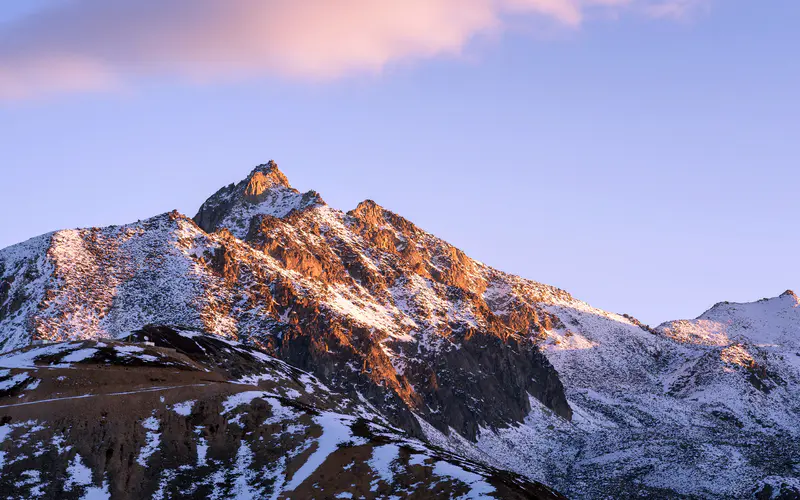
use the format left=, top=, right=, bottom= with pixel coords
left=1, top=0, right=798, bottom=325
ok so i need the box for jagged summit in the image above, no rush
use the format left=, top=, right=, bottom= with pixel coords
left=244, top=160, right=292, bottom=201
left=352, top=198, right=380, bottom=212
left=250, top=159, right=282, bottom=175
left=194, top=161, right=324, bottom=238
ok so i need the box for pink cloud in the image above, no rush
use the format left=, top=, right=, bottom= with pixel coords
left=0, top=0, right=703, bottom=99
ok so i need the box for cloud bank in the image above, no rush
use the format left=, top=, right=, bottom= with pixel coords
left=0, top=0, right=706, bottom=99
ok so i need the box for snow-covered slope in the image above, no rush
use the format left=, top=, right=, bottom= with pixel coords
left=0, top=233, right=54, bottom=351
left=0, top=211, right=235, bottom=352
left=659, top=290, right=800, bottom=350
left=465, top=293, right=800, bottom=498
left=1, top=161, right=798, bottom=499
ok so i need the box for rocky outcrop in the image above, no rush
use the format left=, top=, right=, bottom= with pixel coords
left=242, top=161, right=291, bottom=202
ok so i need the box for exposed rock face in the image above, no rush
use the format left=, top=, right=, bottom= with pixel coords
left=235, top=192, right=574, bottom=438
left=242, top=161, right=292, bottom=201
left=1, top=161, right=799, bottom=499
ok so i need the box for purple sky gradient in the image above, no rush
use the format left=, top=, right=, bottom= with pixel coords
left=0, top=0, right=797, bottom=326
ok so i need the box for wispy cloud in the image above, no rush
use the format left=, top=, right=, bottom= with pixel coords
left=0, top=0, right=706, bottom=99
left=645, top=0, right=709, bottom=19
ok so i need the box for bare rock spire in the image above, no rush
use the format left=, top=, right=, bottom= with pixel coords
left=243, top=160, right=291, bottom=203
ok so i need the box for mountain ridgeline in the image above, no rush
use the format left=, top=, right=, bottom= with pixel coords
left=1, top=161, right=798, bottom=499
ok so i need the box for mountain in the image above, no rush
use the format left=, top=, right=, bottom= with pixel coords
left=1, top=161, right=798, bottom=499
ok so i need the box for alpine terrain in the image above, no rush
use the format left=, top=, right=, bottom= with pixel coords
left=1, top=161, right=798, bottom=499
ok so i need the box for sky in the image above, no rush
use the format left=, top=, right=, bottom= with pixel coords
left=1, top=0, right=798, bottom=326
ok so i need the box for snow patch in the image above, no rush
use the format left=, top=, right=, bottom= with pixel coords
left=137, top=415, right=161, bottom=467
left=284, top=413, right=366, bottom=492
left=432, top=460, right=496, bottom=499
left=65, top=454, right=93, bottom=491
left=368, top=444, right=400, bottom=487
left=171, top=400, right=195, bottom=417
left=61, top=348, right=98, bottom=363
left=0, top=372, right=30, bottom=391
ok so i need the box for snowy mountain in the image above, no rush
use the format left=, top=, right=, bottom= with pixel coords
left=1, top=161, right=798, bottom=499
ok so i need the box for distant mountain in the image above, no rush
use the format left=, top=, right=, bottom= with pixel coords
left=1, top=161, right=798, bottom=498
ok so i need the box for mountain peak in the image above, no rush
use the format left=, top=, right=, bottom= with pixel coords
left=780, top=289, right=799, bottom=306
left=251, top=159, right=279, bottom=173
left=243, top=160, right=291, bottom=202
left=194, top=160, right=324, bottom=237
left=350, top=199, right=383, bottom=219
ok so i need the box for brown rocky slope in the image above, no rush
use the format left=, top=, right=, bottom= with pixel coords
left=0, top=326, right=563, bottom=499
